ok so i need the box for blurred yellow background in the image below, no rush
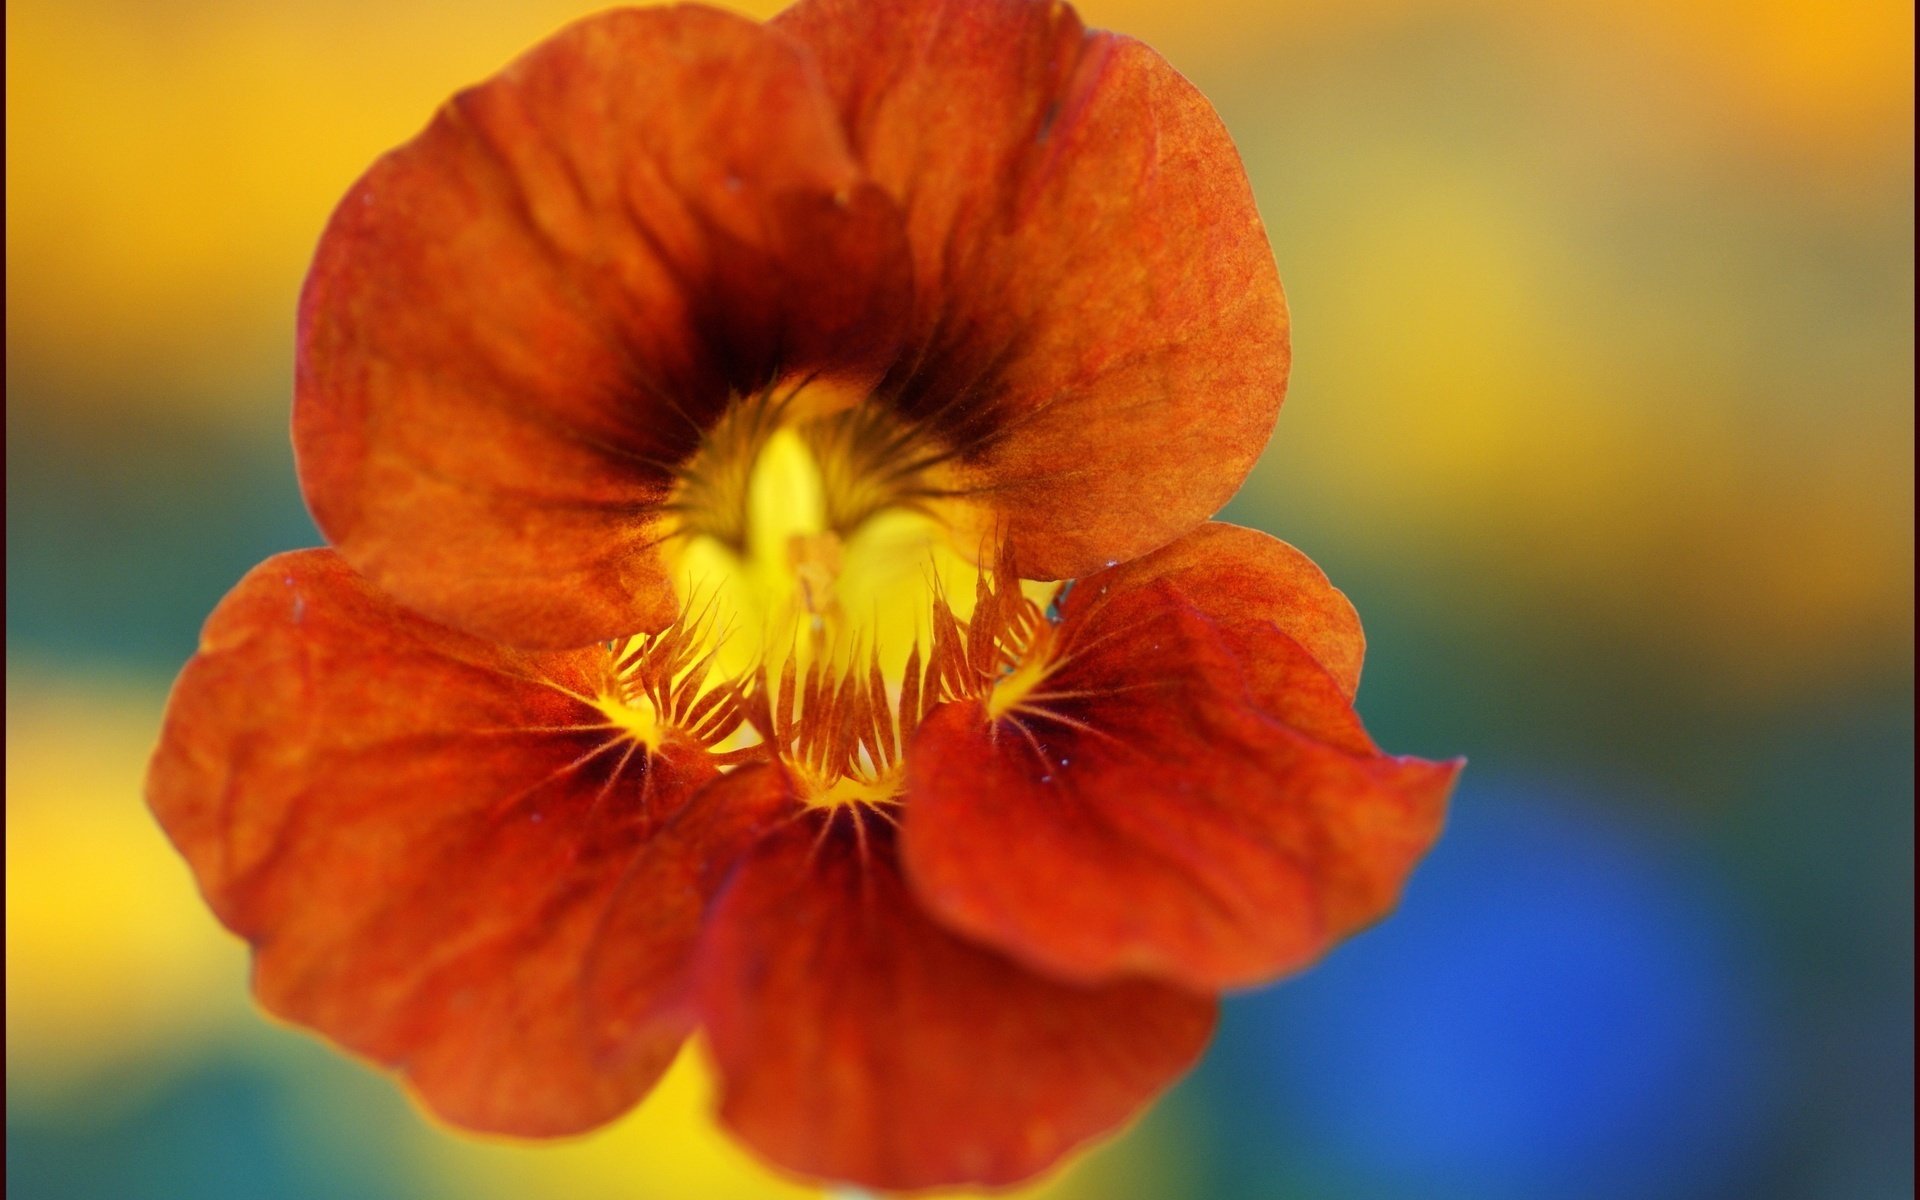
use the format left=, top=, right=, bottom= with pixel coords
left=7, top=0, right=1910, bottom=1197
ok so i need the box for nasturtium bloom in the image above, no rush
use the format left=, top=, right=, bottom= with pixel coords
left=149, top=0, right=1461, bottom=1191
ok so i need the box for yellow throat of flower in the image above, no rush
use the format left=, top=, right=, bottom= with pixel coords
left=626, top=385, right=1055, bottom=809
left=669, top=390, right=988, bottom=684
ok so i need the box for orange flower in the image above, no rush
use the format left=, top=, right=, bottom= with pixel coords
left=149, top=0, right=1459, bottom=1191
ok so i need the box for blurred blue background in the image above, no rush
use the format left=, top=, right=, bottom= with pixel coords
left=7, top=0, right=1912, bottom=1197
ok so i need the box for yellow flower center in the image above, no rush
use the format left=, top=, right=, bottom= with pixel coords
left=595, top=688, right=662, bottom=745
left=667, top=387, right=989, bottom=687
left=635, top=383, right=1056, bottom=808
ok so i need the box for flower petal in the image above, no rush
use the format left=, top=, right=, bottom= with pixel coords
left=580, top=763, right=798, bottom=1079
left=903, top=529, right=1458, bottom=990
left=698, top=806, right=1216, bottom=1191
left=147, top=549, right=719, bottom=1134
left=1078, top=521, right=1367, bottom=701
left=296, top=7, right=911, bottom=649
left=777, top=0, right=1288, bottom=579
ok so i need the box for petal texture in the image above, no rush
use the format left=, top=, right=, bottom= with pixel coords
left=1081, top=521, right=1367, bottom=701
left=296, top=7, right=911, bottom=648
left=904, top=524, right=1459, bottom=990
left=698, top=806, right=1216, bottom=1191
left=778, top=0, right=1289, bottom=579
left=147, top=550, right=718, bottom=1134
left=581, top=763, right=799, bottom=1079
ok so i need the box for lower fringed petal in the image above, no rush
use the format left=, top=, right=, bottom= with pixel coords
left=581, top=763, right=800, bottom=1078
left=1074, top=521, right=1368, bottom=705
left=146, top=550, right=724, bottom=1135
left=902, top=525, right=1460, bottom=992
left=696, top=809, right=1216, bottom=1192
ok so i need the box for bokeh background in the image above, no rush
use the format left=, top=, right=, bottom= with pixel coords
left=7, top=0, right=1912, bottom=1197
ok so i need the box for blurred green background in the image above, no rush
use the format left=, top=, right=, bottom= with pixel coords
left=6, top=0, right=1911, bottom=1197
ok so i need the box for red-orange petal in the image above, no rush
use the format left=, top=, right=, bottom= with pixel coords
left=1082, top=521, right=1368, bottom=701
left=579, top=762, right=799, bottom=1079
left=147, top=549, right=720, bottom=1135
left=776, top=0, right=1289, bottom=580
left=296, top=7, right=910, bottom=649
left=903, top=528, right=1459, bottom=991
left=698, top=805, right=1216, bottom=1191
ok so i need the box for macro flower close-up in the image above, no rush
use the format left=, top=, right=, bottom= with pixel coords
left=141, top=0, right=1458, bottom=1190
left=23, top=0, right=1909, bottom=1195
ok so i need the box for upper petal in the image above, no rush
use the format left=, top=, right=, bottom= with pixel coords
left=296, top=7, right=911, bottom=649
left=147, top=549, right=722, bottom=1135
left=902, top=526, right=1458, bottom=991
left=697, top=803, right=1216, bottom=1191
left=777, top=0, right=1289, bottom=579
